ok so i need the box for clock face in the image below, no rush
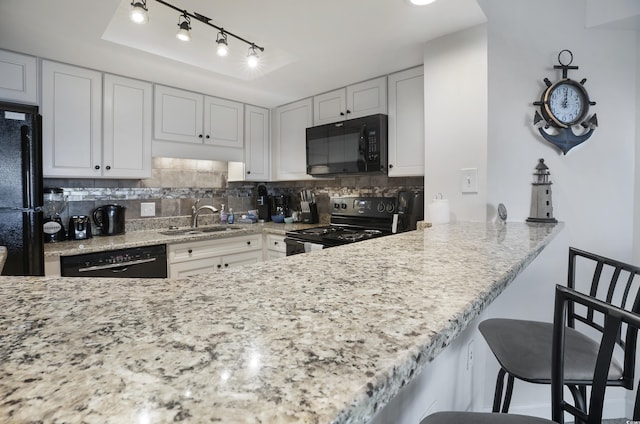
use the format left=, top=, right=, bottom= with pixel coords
left=545, top=80, right=588, bottom=126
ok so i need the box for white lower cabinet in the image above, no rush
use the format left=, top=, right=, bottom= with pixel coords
left=264, top=234, right=286, bottom=260
left=168, top=234, right=262, bottom=279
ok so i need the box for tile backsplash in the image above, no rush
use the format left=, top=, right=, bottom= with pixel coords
left=44, top=157, right=424, bottom=226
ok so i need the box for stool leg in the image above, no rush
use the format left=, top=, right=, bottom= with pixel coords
left=501, top=374, right=515, bottom=413
left=492, top=368, right=507, bottom=412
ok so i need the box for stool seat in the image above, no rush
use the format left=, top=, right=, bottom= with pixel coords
left=421, top=411, right=553, bottom=424
left=479, top=318, right=623, bottom=383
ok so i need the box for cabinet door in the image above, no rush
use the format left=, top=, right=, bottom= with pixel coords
left=203, top=96, right=243, bottom=148
left=313, top=88, right=346, bottom=125
left=346, top=76, right=387, bottom=119
left=264, top=234, right=286, bottom=260
left=243, top=105, right=270, bottom=181
left=388, top=67, right=424, bottom=176
left=0, top=50, right=37, bottom=104
left=272, top=98, right=314, bottom=181
left=42, top=60, right=102, bottom=178
left=220, top=250, right=262, bottom=269
left=170, top=257, right=221, bottom=279
left=154, top=85, right=203, bottom=144
left=103, top=74, right=152, bottom=179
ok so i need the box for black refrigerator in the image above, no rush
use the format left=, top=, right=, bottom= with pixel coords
left=0, top=101, right=44, bottom=276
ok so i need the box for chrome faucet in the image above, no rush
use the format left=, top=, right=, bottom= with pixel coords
left=191, top=200, right=218, bottom=228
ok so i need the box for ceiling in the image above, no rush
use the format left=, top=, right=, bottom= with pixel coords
left=0, top=0, right=486, bottom=107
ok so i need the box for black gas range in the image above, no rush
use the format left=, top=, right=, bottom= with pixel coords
left=284, top=196, right=400, bottom=256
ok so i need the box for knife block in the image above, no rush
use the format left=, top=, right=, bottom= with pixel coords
left=301, top=203, right=319, bottom=224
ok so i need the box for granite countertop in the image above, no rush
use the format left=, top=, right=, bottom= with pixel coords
left=0, top=221, right=563, bottom=423
left=44, top=221, right=317, bottom=257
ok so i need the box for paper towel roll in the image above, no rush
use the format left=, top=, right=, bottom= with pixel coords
left=427, top=198, right=450, bottom=225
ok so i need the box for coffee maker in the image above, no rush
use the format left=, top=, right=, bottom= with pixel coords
left=395, top=190, right=424, bottom=232
left=42, top=188, right=67, bottom=243
left=271, top=194, right=290, bottom=218
left=256, top=185, right=271, bottom=222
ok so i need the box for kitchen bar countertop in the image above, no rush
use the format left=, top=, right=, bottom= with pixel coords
left=0, top=221, right=562, bottom=423
left=44, top=221, right=317, bottom=257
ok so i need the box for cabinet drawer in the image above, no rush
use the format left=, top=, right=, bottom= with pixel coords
left=266, top=234, right=286, bottom=253
left=169, top=234, right=262, bottom=264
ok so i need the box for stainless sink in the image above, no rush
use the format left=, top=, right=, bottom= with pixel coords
left=158, top=226, right=242, bottom=236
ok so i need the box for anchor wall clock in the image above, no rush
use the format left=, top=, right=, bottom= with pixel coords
left=533, top=50, right=598, bottom=155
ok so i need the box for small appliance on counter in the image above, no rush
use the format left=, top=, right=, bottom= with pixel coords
left=92, top=204, right=126, bottom=236
left=42, top=188, right=67, bottom=243
left=68, top=215, right=92, bottom=240
left=271, top=194, right=290, bottom=220
left=395, top=190, right=424, bottom=232
left=256, top=184, right=271, bottom=222
left=300, top=189, right=319, bottom=224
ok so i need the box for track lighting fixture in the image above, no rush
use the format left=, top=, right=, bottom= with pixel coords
left=175, top=13, right=191, bottom=41
left=247, top=45, right=259, bottom=68
left=216, top=31, right=229, bottom=57
left=129, top=0, right=264, bottom=67
left=129, top=0, right=149, bottom=24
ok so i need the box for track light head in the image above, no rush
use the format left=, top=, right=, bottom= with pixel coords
left=216, top=31, right=229, bottom=57
left=176, top=13, right=191, bottom=41
left=129, top=0, right=148, bottom=24
left=247, top=45, right=259, bottom=68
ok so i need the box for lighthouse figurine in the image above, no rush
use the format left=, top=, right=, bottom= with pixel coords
left=526, top=158, right=558, bottom=223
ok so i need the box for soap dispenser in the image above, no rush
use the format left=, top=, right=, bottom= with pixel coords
left=227, top=208, right=235, bottom=224
left=220, top=204, right=227, bottom=224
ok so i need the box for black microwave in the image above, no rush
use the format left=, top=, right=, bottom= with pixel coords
left=306, top=114, right=387, bottom=176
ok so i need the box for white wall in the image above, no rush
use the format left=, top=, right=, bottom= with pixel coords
left=386, top=0, right=638, bottom=422
left=635, top=30, right=640, bottom=265
left=423, top=25, right=488, bottom=223
left=480, top=0, right=636, bottom=418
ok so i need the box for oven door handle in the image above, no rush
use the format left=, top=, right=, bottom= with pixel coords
left=77, top=257, right=157, bottom=273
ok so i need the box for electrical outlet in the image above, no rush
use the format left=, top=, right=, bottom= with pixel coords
left=461, top=168, right=478, bottom=193
left=466, top=339, right=474, bottom=371
left=140, top=202, right=156, bottom=217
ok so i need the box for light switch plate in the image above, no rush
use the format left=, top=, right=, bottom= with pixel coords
left=461, top=168, right=478, bottom=193
left=140, top=202, right=156, bottom=217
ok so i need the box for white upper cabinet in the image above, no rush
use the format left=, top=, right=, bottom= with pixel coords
left=387, top=66, right=425, bottom=177
left=243, top=105, right=270, bottom=181
left=203, top=96, right=244, bottom=148
left=42, top=60, right=103, bottom=178
left=272, top=98, right=315, bottom=181
left=0, top=50, right=37, bottom=104
left=42, top=61, right=152, bottom=179
left=154, top=85, right=204, bottom=144
left=153, top=85, right=244, bottom=161
left=228, top=105, right=270, bottom=182
left=313, top=76, right=387, bottom=125
left=154, top=85, right=243, bottom=148
left=103, top=74, right=152, bottom=179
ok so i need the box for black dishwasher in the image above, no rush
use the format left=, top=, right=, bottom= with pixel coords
left=60, top=244, right=167, bottom=278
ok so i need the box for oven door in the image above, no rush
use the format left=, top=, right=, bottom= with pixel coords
left=284, top=237, right=325, bottom=256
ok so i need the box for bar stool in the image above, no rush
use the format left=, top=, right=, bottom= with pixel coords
left=480, top=247, right=640, bottom=413
left=421, top=285, right=640, bottom=424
